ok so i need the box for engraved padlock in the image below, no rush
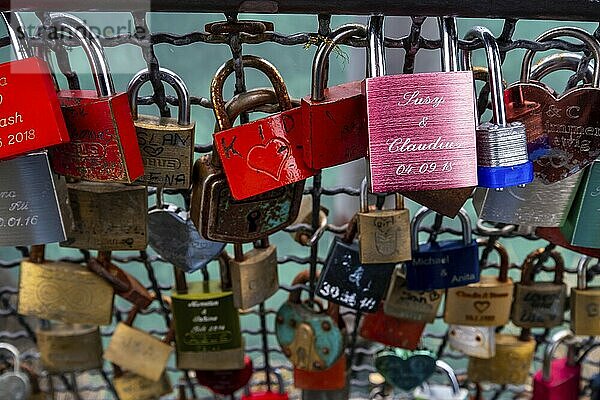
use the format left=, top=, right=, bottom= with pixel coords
left=570, top=256, right=600, bottom=335
left=357, top=178, right=411, bottom=264
left=363, top=15, right=477, bottom=193
left=18, top=245, right=114, bottom=325
left=447, top=325, right=496, bottom=359
left=112, top=364, right=172, bottom=400
left=191, top=86, right=303, bottom=243
left=301, top=23, right=367, bottom=170
left=0, top=343, right=31, bottom=400
left=46, top=13, right=143, bottom=183
left=128, top=67, right=195, bottom=189
left=444, top=239, right=514, bottom=326
left=462, top=26, right=533, bottom=189
left=406, top=207, right=479, bottom=290
left=511, top=248, right=567, bottom=328
left=37, top=321, right=103, bottom=373
left=533, top=330, right=580, bottom=400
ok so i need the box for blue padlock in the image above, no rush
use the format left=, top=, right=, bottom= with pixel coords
left=406, top=207, right=480, bottom=290
left=462, top=26, right=533, bottom=189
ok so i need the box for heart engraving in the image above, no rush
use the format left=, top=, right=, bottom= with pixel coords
left=246, top=137, right=290, bottom=181
left=375, top=348, right=436, bottom=392
left=143, top=145, right=164, bottom=157
left=474, top=300, right=491, bottom=313
left=505, top=83, right=600, bottom=183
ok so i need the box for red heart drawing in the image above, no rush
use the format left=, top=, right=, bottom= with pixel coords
left=246, top=137, right=290, bottom=181
left=196, top=356, right=253, bottom=395
left=505, top=83, right=600, bottom=183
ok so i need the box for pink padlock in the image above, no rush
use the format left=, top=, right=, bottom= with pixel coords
left=363, top=16, right=477, bottom=193
left=533, top=330, right=581, bottom=400
left=241, top=369, right=289, bottom=400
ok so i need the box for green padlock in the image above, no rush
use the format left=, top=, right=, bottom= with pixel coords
left=171, top=267, right=245, bottom=370
left=562, top=158, right=600, bottom=248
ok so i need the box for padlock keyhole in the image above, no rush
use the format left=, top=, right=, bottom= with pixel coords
left=247, top=210, right=261, bottom=233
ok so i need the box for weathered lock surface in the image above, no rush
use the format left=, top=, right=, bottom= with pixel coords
left=37, top=323, right=103, bottom=373
left=113, top=370, right=172, bottom=400
left=360, top=304, right=426, bottom=350
left=63, top=181, right=147, bottom=250
left=384, top=267, right=442, bottom=323
left=571, top=256, right=600, bottom=335
left=374, top=347, right=437, bottom=392
left=511, top=248, right=567, bottom=328
left=294, top=354, right=347, bottom=391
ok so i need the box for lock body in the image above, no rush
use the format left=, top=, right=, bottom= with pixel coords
left=384, top=269, right=442, bottom=323
left=294, top=354, right=347, bottom=391
left=570, top=287, right=600, bottom=335
left=357, top=209, right=411, bottom=264
left=374, top=348, right=437, bottom=392
left=114, top=372, right=172, bottom=400
left=196, top=356, right=253, bottom=395
left=448, top=325, right=495, bottom=358
left=37, top=324, right=103, bottom=373
left=63, top=182, right=148, bottom=251
left=512, top=283, right=566, bottom=328
left=230, top=245, right=279, bottom=309
left=533, top=358, right=581, bottom=400
left=18, top=259, right=114, bottom=325
left=134, top=115, right=195, bottom=189
left=360, top=305, right=426, bottom=350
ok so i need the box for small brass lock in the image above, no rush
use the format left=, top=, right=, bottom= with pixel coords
left=571, top=256, right=600, bottom=335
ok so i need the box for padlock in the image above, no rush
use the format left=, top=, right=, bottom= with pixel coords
left=444, top=239, right=514, bottom=326
left=242, top=369, right=290, bottom=400
left=570, top=256, right=600, bottom=335
left=413, top=360, right=469, bottom=400
left=148, top=189, right=225, bottom=273
left=592, top=373, right=600, bottom=400
left=276, top=270, right=344, bottom=371
left=317, top=215, right=395, bottom=313
left=533, top=330, right=580, bottom=400
left=383, top=266, right=442, bottom=323
left=289, top=195, right=328, bottom=245
left=505, top=27, right=600, bottom=183
left=0, top=12, right=69, bottom=160
left=191, top=87, right=303, bottom=243
left=467, top=328, right=536, bottom=385
left=562, top=157, right=600, bottom=248
left=104, top=294, right=173, bottom=381
left=0, top=343, right=31, bottom=400
left=196, top=355, right=253, bottom=395
left=128, top=67, right=195, bottom=189
left=399, top=17, right=477, bottom=218
left=61, top=181, right=148, bottom=251
left=406, top=207, right=479, bottom=290
left=537, top=226, right=600, bottom=258
left=171, top=267, right=245, bottom=370
left=375, top=348, right=437, bottom=392
left=18, top=245, right=114, bottom=325
left=113, top=365, right=172, bottom=400
left=511, top=248, right=567, bottom=328
left=447, top=325, right=496, bottom=359
left=363, top=15, right=477, bottom=193
left=47, top=13, right=143, bottom=183
left=36, top=321, right=103, bottom=373
left=227, top=238, right=279, bottom=309
left=462, top=26, right=533, bottom=189
left=212, top=55, right=315, bottom=200
left=357, top=178, right=411, bottom=264
left=360, top=303, right=426, bottom=350
left=294, top=354, right=347, bottom=391
left=300, top=23, right=367, bottom=170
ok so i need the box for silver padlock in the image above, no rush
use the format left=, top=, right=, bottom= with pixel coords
left=448, top=325, right=496, bottom=359
left=413, top=360, right=469, bottom=400
left=0, top=343, right=31, bottom=400
left=148, top=189, right=225, bottom=272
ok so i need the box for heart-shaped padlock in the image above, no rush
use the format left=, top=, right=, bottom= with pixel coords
left=196, top=356, right=253, bottom=395
left=148, top=201, right=225, bottom=272
left=374, top=348, right=436, bottom=392
left=0, top=343, right=31, bottom=400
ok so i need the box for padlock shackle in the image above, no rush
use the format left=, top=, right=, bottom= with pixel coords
left=1, top=12, right=29, bottom=60
left=542, top=329, right=576, bottom=381
left=530, top=52, right=595, bottom=86
left=520, top=248, right=565, bottom=285
left=411, top=207, right=472, bottom=252
left=367, top=14, right=386, bottom=78
left=438, top=17, right=459, bottom=73
left=48, top=13, right=115, bottom=97
left=210, top=55, right=292, bottom=132
left=29, top=245, right=45, bottom=264
left=359, top=177, right=404, bottom=213
left=311, top=23, right=366, bottom=101
left=521, top=27, right=600, bottom=86
left=243, top=367, right=287, bottom=396
left=462, top=26, right=506, bottom=126
left=434, top=359, right=460, bottom=395
left=577, top=256, right=593, bottom=290
left=127, top=67, right=192, bottom=125
left=476, top=238, right=510, bottom=282
left=0, top=342, right=20, bottom=373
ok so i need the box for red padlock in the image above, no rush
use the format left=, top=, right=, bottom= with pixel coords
left=294, top=353, right=347, bottom=391
left=0, top=13, right=69, bottom=160
left=212, top=55, right=316, bottom=200
left=532, top=330, right=580, bottom=400
left=196, top=355, right=253, bottom=395
left=300, top=24, right=368, bottom=170
left=242, top=369, right=289, bottom=400
left=360, top=303, right=426, bottom=350
left=47, top=13, right=143, bottom=183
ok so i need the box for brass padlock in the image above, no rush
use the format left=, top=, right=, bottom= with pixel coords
left=571, top=256, right=600, bottom=336
left=511, top=248, right=567, bottom=328
left=357, top=178, right=411, bottom=264
left=467, top=329, right=536, bottom=384
left=290, top=195, right=329, bottom=245
left=37, top=322, right=103, bottom=373
left=128, top=67, right=195, bottom=189
left=383, top=266, right=442, bottom=323
left=61, top=181, right=148, bottom=251
left=444, top=239, right=514, bottom=326
left=226, top=238, right=279, bottom=309
left=113, top=365, right=172, bottom=400
left=104, top=294, right=173, bottom=381
left=18, top=245, right=114, bottom=325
